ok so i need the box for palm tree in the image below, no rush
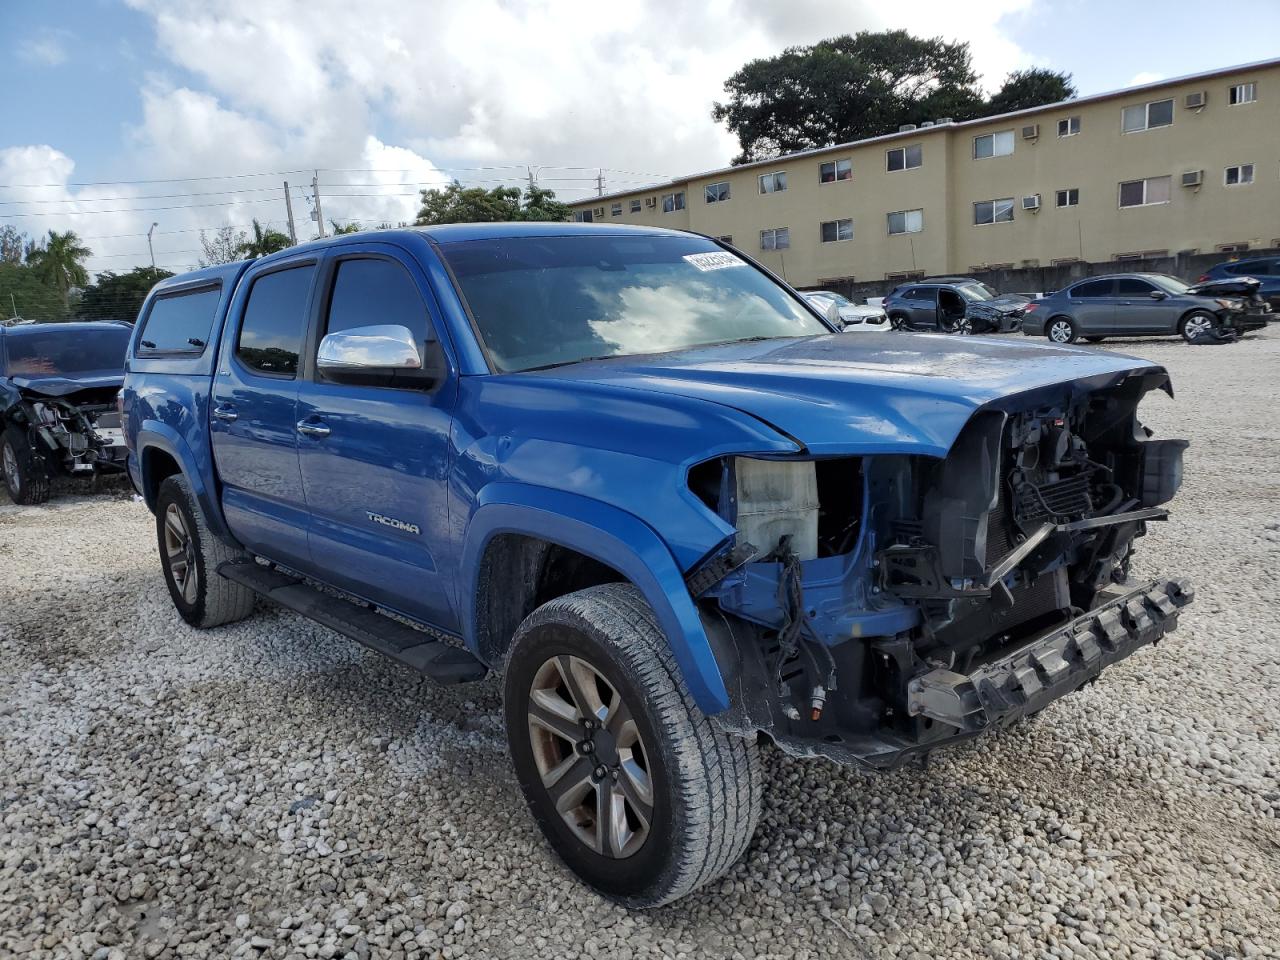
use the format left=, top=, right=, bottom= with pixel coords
left=27, top=230, right=90, bottom=310
left=236, top=219, right=292, bottom=258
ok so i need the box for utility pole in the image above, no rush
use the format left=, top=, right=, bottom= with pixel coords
left=147, top=222, right=159, bottom=270
left=283, top=181, right=298, bottom=244
left=596, top=169, right=605, bottom=197
left=312, top=172, right=327, bottom=238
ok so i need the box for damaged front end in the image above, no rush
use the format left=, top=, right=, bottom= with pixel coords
left=687, top=367, right=1193, bottom=769
left=3, top=386, right=128, bottom=479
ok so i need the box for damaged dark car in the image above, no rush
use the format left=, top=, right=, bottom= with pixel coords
left=0, top=320, right=132, bottom=503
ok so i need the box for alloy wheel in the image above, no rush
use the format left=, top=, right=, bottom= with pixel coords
left=1049, top=320, right=1074, bottom=343
left=163, top=503, right=199, bottom=604
left=1183, top=314, right=1214, bottom=340
left=526, top=655, right=653, bottom=859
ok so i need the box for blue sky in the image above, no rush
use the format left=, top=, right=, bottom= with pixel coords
left=3, top=0, right=1278, bottom=274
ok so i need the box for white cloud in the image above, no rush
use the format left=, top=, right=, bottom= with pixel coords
left=19, top=29, right=71, bottom=67
left=1129, top=71, right=1165, bottom=86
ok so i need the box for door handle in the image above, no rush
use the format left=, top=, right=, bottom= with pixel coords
left=296, top=419, right=331, bottom=438
left=212, top=404, right=238, bottom=422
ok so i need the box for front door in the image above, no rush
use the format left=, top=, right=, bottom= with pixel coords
left=209, top=259, right=318, bottom=569
left=295, top=248, right=458, bottom=631
left=1114, top=277, right=1175, bottom=333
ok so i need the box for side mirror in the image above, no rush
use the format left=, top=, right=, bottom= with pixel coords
left=1149, top=290, right=1167, bottom=300
left=317, top=324, right=445, bottom=389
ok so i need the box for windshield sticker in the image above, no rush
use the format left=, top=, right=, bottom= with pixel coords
left=683, top=251, right=746, bottom=272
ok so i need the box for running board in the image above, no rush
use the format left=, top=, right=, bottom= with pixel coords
left=218, top=560, right=486, bottom=684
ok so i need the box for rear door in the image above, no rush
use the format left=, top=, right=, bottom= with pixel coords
left=905, top=286, right=939, bottom=328
left=294, top=245, right=459, bottom=630
left=1113, top=277, right=1173, bottom=333
left=209, top=257, right=318, bottom=568
left=1065, top=278, right=1117, bottom=332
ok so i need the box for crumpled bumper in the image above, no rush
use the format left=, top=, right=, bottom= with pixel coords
left=906, top=579, right=1194, bottom=733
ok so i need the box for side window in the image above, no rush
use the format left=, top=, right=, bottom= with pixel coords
left=1116, top=278, right=1156, bottom=295
left=324, top=257, right=432, bottom=345
left=1071, top=279, right=1114, bottom=298
left=236, top=264, right=316, bottom=377
left=138, top=285, right=221, bottom=354
left=912, top=287, right=938, bottom=304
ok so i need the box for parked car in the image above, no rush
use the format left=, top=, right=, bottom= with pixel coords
left=123, top=224, right=1192, bottom=907
left=883, top=278, right=1029, bottom=334
left=1023, top=273, right=1270, bottom=344
left=800, top=290, right=888, bottom=332
left=0, top=320, right=132, bottom=503
left=1197, top=256, right=1280, bottom=310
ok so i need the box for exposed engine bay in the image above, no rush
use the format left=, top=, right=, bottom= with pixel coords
left=687, top=368, right=1194, bottom=768
left=3, top=386, right=127, bottom=478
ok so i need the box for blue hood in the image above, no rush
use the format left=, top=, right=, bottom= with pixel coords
left=8, top=371, right=124, bottom=397
left=532, top=334, right=1164, bottom=457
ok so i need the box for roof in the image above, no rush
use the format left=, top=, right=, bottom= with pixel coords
left=1, top=320, right=134, bottom=337
left=571, top=56, right=1280, bottom=207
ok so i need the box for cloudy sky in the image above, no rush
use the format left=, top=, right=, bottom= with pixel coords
left=4, top=0, right=1279, bottom=277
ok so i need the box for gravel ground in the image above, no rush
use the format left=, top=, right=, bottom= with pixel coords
left=2, top=331, right=1278, bottom=960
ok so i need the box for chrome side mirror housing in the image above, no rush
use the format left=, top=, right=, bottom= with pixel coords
left=317, top=324, right=423, bottom=372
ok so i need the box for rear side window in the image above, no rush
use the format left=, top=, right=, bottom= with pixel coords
left=1226, top=260, right=1272, bottom=276
left=1071, top=279, right=1114, bottom=297
left=912, top=287, right=938, bottom=303
left=237, top=265, right=316, bottom=377
left=325, top=258, right=432, bottom=343
left=137, top=285, right=221, bottom=354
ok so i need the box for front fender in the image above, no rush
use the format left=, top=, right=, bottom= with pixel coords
left=459, top=481, right=730, bottom=714
left=135, top=421, right=236, bottom=544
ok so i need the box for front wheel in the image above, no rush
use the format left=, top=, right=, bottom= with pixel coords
left=1179, top=310, right=1218, bottom=343
left=1047, top=317, right=1078, bottom=344
left=504, top=583, right=762, bottom=908
left=1, top=426, right=50, bottom=505
left=155, top=474, right=255, bottom=628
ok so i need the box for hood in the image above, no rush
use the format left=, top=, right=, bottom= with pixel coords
left=1186, top=277, right=1260, bottom=298
left=837, top=304, right=887, bottom=320
left=970, top=294, right=1030, bottom=314
left=532, top=334, right=1163, bottom=458
left=9, top=371, right=125, bottom=397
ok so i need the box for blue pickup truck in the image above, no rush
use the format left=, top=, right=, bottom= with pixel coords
left=122, top=223, right=1193, bottom=906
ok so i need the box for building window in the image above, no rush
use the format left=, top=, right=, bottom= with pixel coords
left=661, top=191, right=685, bottom=213
left=886, top=145, right=922, bottom=172
left=820, top=218, right=853, bottom=243
left=973, top=130, right=1015, bottom=159
left=1056, top=188, right=1080, bottom=207
left=760, top=227, right=790, bottom=250
left=629, top=199, right=641, bottom=213
left=758, top=171, right=787, bottom=194
left=1122, top=98, right=1174, bottom=133
left=1057, top=116, right=1081, bottom=137
left=1217, top=242, right=1251, bottom=253
left=819, top=159, right=852, bottom=183
left=887, top=209, right=923, bottom=235
left=1229, top=82, right=1257, bottom=105
left=704, top=181, right=731, bottom=203
left=973, top=198, right=1015, bottom=225
left=1225, top=164, right=1255, bottom=186
left=717, top=235, right=733, bottom=244
left=610, top=202, right=622, bottom=217
left=1118, top=175, right=1172, bottom=207
left=573, top=210, right=593, bottom=222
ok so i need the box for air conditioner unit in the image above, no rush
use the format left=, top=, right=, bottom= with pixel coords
left=1181, top=170, right=1203, bottom=187
left=1021, top=123, right=1040, bottom=140
left=1185, top=90, right=1206, bottom=109
left=644, top=197, right=657, bottom=208
left=898, top=123, right=917, bottom=132
left=936, top=117, right=954, bottom=124
left=1022, top=194, right=1041, bottom=211
left=919, top=121, right=935, bottom=128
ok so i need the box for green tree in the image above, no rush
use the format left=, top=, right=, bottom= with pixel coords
left=26, top=229, right=91, bottom=309
left=984, top=68, right=1076, bottom=116
left=199, top=225, right=248, bottom=266
left=236, top=219, right=292, bottom=258
left=76, top=266, right=174, bottom=322
left=712, top=31, right=985, bottom=163
left=329, top=220, right=362, bottom=235
left=0, top=262, right=66, bottom=322
left=415, top=182, right=571, bottom=225
left=0, top=226, right=27, bottom=265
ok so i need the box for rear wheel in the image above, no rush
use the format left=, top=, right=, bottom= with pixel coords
left=155, top=474, right=255, bottom=628
left=1, top=426, right=50, bottom=505
left=504, top=583, right=762, bottom=907
left=888, top=313, right=908, bottom=331
left=1047, top=317, right=1077, bottom=344
left=1179, top=310, right=1217, bottom=343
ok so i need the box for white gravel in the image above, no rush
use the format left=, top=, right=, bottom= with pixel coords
left=2, top=330, right=1278, bottom=960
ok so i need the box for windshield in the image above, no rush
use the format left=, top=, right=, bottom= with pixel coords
left=957, top=282, right=999, bottom=301
left=1149, top=275, right=1190, bottom=295
left=813, top=291, right=852, bottom=307
left=4, top=325, right=130, bottom=378
left=441, top=235, right=829, bottom=372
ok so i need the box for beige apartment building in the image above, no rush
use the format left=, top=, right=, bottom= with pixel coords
left=568, top=58, right=1280, bottom=287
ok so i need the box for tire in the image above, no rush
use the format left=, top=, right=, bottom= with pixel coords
left=1179, top=310, right=1218, bottom=343
left=155, top=474, right=255, bottom=628
left=888, top=313, right=908, bottom=331
left=1084, top=336, right=1106, bottom=343
left=504, top=583, right=762, bottom=908
left=1, top=425, right=51, bottom=505
left=1046, top=316, right=1078, bottom=344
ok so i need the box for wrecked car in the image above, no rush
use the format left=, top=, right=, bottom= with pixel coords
left=123, top=225, right=1193, bottom=907
left=884, top=278, right=1029, bottom=334
left=1, top=320, right=132, bottom=503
